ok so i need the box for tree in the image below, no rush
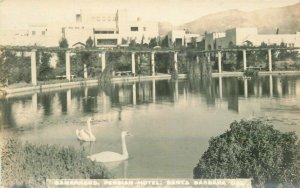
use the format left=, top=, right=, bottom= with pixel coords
left=121, top=38, right=128, bottom=45
left=59, top=37, right=69, bottom=49
left=85, top=36, right=94, bottom=48
left=129, top=39, right=137, bottom=48
left=0, top=51, right=10, bottom=86
left=58, top=37, right=69, bottom=65
left=194, top=119, right=300, bottom=187
left=149, top=38, right=158, bottom=48
left=160, top=36, right=169, bottom=48
left=38, top=52, right=54, bottom=81
left=141, top=35, right=145, bottom=45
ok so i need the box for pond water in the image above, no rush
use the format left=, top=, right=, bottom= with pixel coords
left=1, top=75, right=300, bottom=178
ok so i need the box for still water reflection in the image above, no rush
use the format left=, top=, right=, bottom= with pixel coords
left=1, top=75, right=300, bottom=178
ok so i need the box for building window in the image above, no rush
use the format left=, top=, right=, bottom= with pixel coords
left=41, top=31, right=45, bottom=35
left=76, top=14, right=82, bottom=22
left=32, top=31, right=36, bottom=35
left=94, top=30, right=114, bottom=34
left=131, top=27, right=138, bottom=32
left=143, top=27, right=146, bottom=31
left=97, top=39, right=118, bottom=45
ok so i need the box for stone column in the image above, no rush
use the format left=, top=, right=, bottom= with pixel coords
left=174, top=52, right=178, bottom=74
left=65, top=51, right=71, bottom=81
left=101, top=51, right=106, bottom=72
left=218, top=51, right=222, bottom=73
left=31, top=50, right=37, bottom=85
left=132, top=83, right=136, bottom=105
left=151, top=52, right=155, bottom=76
left=131, top=52, right=135, bottom=76
left=268, top=49, right=272, bottom=72
left=243, top=50, right=247, bottom=71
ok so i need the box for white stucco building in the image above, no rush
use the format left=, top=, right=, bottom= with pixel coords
left=0, top=9, right=159, bottom=48
left=167, top=30, right=203, bottom=47
left=205, top=27, right=300, bottom=50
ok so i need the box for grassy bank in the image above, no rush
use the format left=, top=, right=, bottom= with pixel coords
left=1, top=138, right=111, bottom=187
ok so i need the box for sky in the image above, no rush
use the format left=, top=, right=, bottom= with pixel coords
left=0, top=0, right=299, bottom=30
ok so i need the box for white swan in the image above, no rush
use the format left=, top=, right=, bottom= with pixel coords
left=76, top=117, right=96, bottom=142
left=87, top=131, right=131, bottom=162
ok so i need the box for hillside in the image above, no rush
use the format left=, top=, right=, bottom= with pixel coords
left=159, top=3, right=300, bottom=35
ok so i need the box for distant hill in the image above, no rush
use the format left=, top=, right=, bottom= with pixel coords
left=159, top=3, right=300, bottom=35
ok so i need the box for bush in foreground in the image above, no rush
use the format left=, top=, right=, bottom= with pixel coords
left=1, top=139, right=111, bottom=187
left=193, top=119, right=300, bottom=187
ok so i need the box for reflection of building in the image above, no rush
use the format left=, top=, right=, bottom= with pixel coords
left=205, top=27, right=300, bottom=50
left=0, top=9, right=159, bottom=48
left=167, top=30, right=203, bottom=47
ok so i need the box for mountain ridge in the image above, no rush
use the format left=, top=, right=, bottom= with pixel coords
left=158, top=3, right=300, bottom=35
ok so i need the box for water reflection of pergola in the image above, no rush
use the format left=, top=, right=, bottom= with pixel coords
left=1, top=46, right=299, bottom=86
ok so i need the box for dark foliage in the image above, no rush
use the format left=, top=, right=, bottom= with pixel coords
left=1, top=138, right=111, bottom=187
left=193, top=119, right=300, bottom=187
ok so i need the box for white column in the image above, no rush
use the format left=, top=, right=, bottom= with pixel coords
left=243, top=50, right=247, bottom=71
left=268, top=49, right=272, bottom=72
left=196, top=55, right=199, bottom=64
left=31, top=50, right=37, bottom=85
left=244, top=79, right=248, bottom=98
left=65, top=51, right=71, bottom=81
left=218, top=51, right=222, bottom=73
left=101, top=51, right=106, bottom=72
left=151, top=52, right=155, bottom=76
left=132, top=83, right=136, bottom=105
left=152, top=79, right=156, bottom=103
left=219, top=76, right=223, bottom=99
left=269, top=75, right=273, bottom=97
left=174, top=52, right=178, bottom=74
left=131, top=52, right=135, bottom=76
left=83, top=64, right=88, bottom=79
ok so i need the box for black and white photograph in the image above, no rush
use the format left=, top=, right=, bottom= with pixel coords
left=0, top=0, right=300, bottom=187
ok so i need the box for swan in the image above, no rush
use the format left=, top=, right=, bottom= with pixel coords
left=87, top=131, right=131, bottom=163
left=76, top=117, right=96, bottom=142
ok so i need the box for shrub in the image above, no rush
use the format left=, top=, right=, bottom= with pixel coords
left=1, top=138, right=111, bottom=187
left=193, top=119, right=300, bottom=187
left=244, top=69, right=258, bottom=77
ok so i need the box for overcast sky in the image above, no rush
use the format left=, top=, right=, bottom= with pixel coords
left=0, top=0, right=299, bottom=30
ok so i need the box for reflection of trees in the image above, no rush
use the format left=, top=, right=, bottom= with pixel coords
left=226, top=78, right=238, bottom=112
left=187, top=77, right=216, bottom=106
left=58, top=92, right=67, bottom=113
left=39, top=93, right=54, bottom=116
left=0, top=99, right=17, bottom=128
